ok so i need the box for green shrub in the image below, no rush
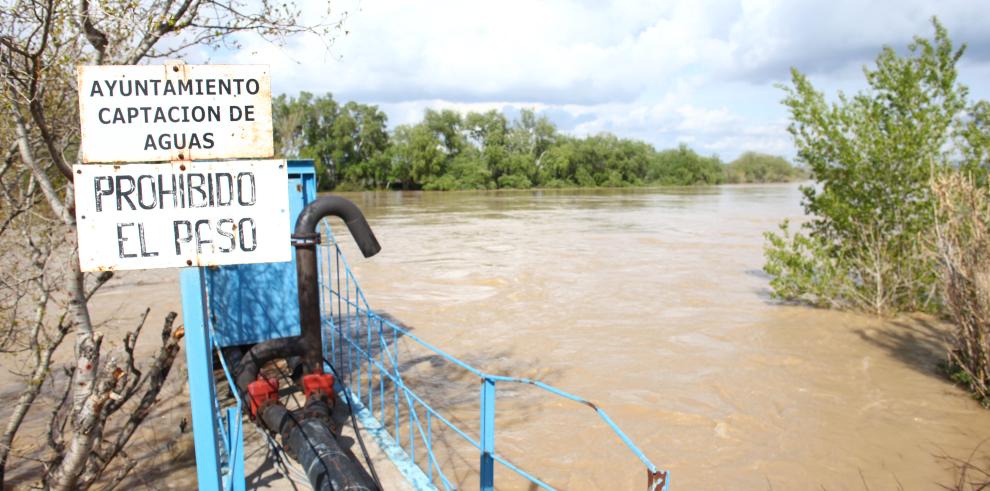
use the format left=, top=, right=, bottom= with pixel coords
left=496, top=174, right=533, bottom=189
left=725, top=152, right=805, bottom=183
left=764, top=19, right=966, bottom=314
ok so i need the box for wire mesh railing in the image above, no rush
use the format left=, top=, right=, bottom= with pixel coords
left=317, top=220, right=670, bottom=491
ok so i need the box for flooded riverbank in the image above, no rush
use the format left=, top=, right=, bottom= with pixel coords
left=328, top=183, right=990, bottom=489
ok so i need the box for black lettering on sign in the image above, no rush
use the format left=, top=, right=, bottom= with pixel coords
left=236, top=172, right=256, bottom=206
left=158, top=174, right=178, bottom=209
left=94, top=176, right=113, bottom=212
left=173, top=217, right=258, bottom=255
left=245, top=105, right=255, bottom=121
left=144, top=133, right=215, bottom=151
left=207, top=172, right=215, bottom=207
left=238, top=218, right=257, bottom=252
left=174, top=220, right=192, bottom=255
left=138, top=223, right=158, bottom=257
left=215, top=173, right=233, bottom=206
left=187, top=173, right=207, bottom=208
left=117, top=223, right=136, bottom=258
left=115, top=175, right=137, bottom=211
left=217, top=219, right=236, bottom=252
left=137, top=175, right=157, bottom=209
left=194, top=219, right=212, bottom=253
left=177, top=174, right=186, bottom=209
left=246, top=79, right=259, bottom=95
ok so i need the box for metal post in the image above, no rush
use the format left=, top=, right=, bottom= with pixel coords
left=479, top=377, right=496, bottom=491
left=226, top=407, right=245, bottom=491
left=180, top=267, right=222, bottom=491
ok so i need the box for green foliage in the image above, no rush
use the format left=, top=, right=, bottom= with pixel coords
left=496, top=173, right=533, bottom=189
left=763, top=18, right=974, bottom=314
left=763, top=220, right=847, bottom=308
left=652, top=144, right=725, bottom=185
left=725, top=152, right=805, bottom=183
left=274, top=95, right=799, bottom=191
left=273, top=92, right=390, bottom=190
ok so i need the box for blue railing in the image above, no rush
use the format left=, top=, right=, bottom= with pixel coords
left=209, top=331, right=245, bottom=491
left=317, top=221, right=670, bottom=491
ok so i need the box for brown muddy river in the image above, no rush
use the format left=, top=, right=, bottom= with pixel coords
left=328, top=183, right=990, bottom=490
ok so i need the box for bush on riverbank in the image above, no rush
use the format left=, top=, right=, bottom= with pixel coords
left=763, top=19, right=977, bottom=315
left=933, top=173, right=990, bottom=406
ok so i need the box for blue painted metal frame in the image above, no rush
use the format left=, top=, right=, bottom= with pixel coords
left=180, top=267, right=223, bottom=491
left=180, top=267, right=245, bottom=491
left=178, top=160, right=313, bottom=491
left=317, top=223, right=670, bottom=491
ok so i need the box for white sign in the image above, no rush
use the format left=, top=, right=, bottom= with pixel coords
left=73, top=160, right=290, bottom=271
left=77, top=63, right=274, bottom=163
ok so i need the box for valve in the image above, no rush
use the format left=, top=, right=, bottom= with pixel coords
left=247, top=376, right=279, bottom=417
left=302, top=373, right=336, bottom=402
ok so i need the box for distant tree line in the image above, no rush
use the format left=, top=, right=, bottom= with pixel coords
left=273, top=93, right=804, bottom=191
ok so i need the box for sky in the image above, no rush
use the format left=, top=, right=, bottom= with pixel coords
left=216, top=0, right=990, bottom=161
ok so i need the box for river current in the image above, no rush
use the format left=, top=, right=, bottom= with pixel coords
left=329, top=183, right=990, bottom=489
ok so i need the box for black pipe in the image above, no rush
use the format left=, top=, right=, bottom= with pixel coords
left=233, top=337, right=307, bottom=402
left=230, top=196, right=381, bottom=490
left=294, top=196, right=380, bottom=374
left=260, top=401, right=373, bottom=491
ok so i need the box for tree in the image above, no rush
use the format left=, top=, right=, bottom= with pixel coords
left=0, top=0, right=344, bottom=487
left=650, top=144, right=725, bottom=185
left=763, top=18, right=970, bottom=314
left=725, top=152, right=804, bottom=183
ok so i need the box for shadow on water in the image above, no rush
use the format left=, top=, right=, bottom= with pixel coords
left=855, top=317, right=951, bottom=384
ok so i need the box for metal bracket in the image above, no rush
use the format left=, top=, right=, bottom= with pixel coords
left=290, top=232, right=320, bottom=247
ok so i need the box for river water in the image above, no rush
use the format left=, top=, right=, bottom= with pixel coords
left=327, top=183, right=990, bottom=489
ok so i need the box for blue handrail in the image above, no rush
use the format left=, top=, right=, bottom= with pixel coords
left=318, top=220, right=670, bottom=491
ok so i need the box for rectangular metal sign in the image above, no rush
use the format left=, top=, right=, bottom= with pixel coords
left=77, top=63, right=274, bottom=163
left=73, top=160, right=290, bottom=271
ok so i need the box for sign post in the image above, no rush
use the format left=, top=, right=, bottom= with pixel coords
left=74, top=61, right=281, bottom=491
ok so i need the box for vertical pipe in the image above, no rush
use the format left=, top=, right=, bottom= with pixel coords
left=479, top=378, right=496, bottom=491
left=180, top=267, right=223, bottom=491
left=295, top=241, right=323, bottom=374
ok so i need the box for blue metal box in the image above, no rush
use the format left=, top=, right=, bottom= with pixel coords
left=206, top=160, right=316, bottom=346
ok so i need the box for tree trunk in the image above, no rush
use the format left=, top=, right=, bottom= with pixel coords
left=46, top=238, right=105, bottom=491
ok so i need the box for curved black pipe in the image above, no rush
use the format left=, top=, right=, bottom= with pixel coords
left=294, top=196, right=381, bottom=258
left=233, top=338, right=307, bottom=402
left=295, top=196, right=380, bottom=373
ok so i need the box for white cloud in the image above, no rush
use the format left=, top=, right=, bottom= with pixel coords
left=208, top=0, right=990, bottom=160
